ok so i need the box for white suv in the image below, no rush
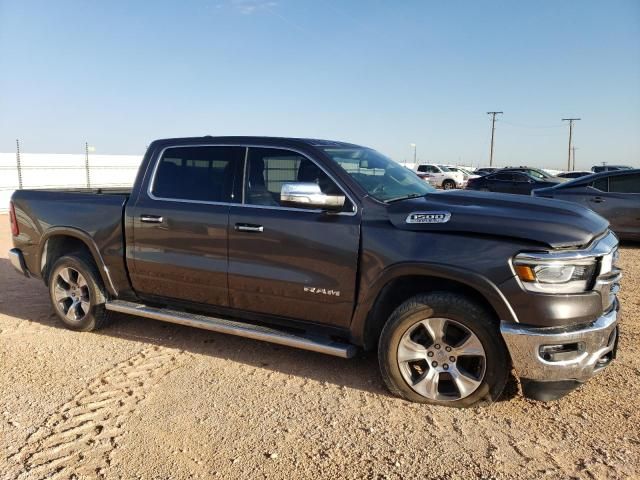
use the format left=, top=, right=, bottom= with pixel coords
left=415, top=164, right=465, bottom=189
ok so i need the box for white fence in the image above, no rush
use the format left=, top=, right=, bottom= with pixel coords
left=0, top=153, right=143, bottom=212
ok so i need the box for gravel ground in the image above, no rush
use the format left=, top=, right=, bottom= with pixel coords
left=0, top=214, right=639, bottom=480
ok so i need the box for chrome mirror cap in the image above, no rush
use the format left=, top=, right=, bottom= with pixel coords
left=280, top=182, right=345, bottom=210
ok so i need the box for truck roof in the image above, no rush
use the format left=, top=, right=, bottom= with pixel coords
left=151, top=136, right=363, bottom=149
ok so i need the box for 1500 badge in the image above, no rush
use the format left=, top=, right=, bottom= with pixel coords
left=304, top=286, right=341, bottom=297
left=406, top=211, right=451, bottom=224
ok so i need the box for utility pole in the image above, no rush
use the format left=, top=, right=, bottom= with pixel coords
left=16, top=139, right=23, bottom=189
left=571, top=146, right=578, bottom=171
left=487, top=112, right=503, bottom=167
left=562, top=118, right=580, bottom=171
left=85, top=142, right=91, bottom=188
left=410, top=143, right=417, bottom=166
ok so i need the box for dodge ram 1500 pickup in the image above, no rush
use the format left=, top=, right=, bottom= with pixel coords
left=8, top=136, right=621, bottom=407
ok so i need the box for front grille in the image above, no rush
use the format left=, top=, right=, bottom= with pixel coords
left=594, top=268, right=621, bottom=312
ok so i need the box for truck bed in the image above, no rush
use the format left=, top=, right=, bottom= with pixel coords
left=10, top=188, right=131, bottom=294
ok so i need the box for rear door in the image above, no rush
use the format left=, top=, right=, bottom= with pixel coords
left=227, top=146, right=360, bottom=328
left=129, top=145, right=245, bottom=306
left=423, top=165, right=443, bottom=186
left=510, top=173, right=533, bottom=194
left=486, top=173, right=514, bottom=193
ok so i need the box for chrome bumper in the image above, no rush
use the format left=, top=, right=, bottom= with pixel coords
left=8, top=248, right=29, bottom=277
left=500, top=304, right=618, bottom=384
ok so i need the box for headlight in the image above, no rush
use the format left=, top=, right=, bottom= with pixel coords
left=513, top=256, right=597, bottom=294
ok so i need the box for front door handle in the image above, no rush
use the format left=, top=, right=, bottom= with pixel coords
left=140, top=215, right=164, bottom=223
left=235, top=223, right=264, bottom=233
left=590, top=197, right=605, bottom=203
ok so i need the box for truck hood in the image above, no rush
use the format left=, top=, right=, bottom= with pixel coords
left=387, top=190, right=609, bottom=248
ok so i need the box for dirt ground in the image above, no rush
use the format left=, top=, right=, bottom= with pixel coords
left=0, top=214, right=638, bottom=480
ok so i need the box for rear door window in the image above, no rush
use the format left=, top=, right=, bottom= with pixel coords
left=512, top=173, right=530, bottom=183
left=591, top=177, right=609, bottom=192
left=609, top=174, right=640, bottom=193
left=152, top=146, right=245, bottom=202
left=491, top=173, right=513, bottom=181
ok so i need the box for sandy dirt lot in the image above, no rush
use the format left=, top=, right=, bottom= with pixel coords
left=0, top=213, right=639, bottom=480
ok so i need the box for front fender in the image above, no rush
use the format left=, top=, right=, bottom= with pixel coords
left=349, top=262, right=518, bottom=348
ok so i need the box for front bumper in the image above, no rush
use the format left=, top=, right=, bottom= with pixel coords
left=8, top=248, right=29, bottom=277
left=500, top=303, right=618, bottom=401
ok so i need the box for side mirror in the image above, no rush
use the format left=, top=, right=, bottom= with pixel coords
left=280, top=183, right=345, bottom=211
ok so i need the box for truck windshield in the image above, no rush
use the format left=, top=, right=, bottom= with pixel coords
left=321, top=147, right=434, bottom=202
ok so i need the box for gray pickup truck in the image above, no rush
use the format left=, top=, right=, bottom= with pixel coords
left=8, top=136, right=621, bottom=407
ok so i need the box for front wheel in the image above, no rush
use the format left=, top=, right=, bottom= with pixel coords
left=378, top=292, right=509, bottom=407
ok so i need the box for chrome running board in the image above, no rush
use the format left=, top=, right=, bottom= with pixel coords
left=105, top=300, right=357, bottom=359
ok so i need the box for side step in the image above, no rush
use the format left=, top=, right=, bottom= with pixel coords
left=105, top=300, right=357, bottom=359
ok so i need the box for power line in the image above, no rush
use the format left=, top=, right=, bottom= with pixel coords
left=487, top=111, right=503, bottom=167
left=562, top=118, right=581, bottom=171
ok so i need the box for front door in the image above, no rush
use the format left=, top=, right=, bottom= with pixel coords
left=129, top=145, right=245, bottom=306
left=228, top=147, right=360, bottom=329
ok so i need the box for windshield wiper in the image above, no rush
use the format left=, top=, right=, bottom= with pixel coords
left=385, top=193, right=426, bottom=203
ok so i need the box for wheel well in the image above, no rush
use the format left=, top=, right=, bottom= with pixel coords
left=42, top=235, right=95, bottom=285
left=362, top=275, right=499, bottom=350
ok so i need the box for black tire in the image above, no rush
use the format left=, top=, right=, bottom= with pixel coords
left=378, top=292, right=509, bottom=407
left=442, top=179, right=456, bottom=190
left=48, top=253, right=111, bottom=331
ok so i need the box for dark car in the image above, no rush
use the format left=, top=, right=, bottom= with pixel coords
left=8, top=136, right=621, bottom=406
left=503, top=167, right=567, bottom=182
left=557, top=171, right=593, bottom=179
left=466, top=171, right=563, bottom=194
left=592, top=165, right=632, bottom=173
left=533, top=169, right=640, bottom=240
left=474, top=167, right=499, bottom=175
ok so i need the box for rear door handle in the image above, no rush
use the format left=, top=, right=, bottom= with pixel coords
left=140, top=215, right=164, bottom=223
left=591, top=197, right=605, bottom=203
left=235, top=223, right=264, bottom=233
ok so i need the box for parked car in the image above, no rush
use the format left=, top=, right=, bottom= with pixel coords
left=557, top=171, right=593, bottom=179
left=592, top=165, right=632, bottom=173
left=503, top=167, right=567, bottom=183
left=443, top=166, right=481, bottom=182
left=474, top=167, right=499, bottom=175
left=533, top=169, right=640, bottom=240
left=466, top=170, right=564, bottom=194
left=415, top=164, right=464, bottom=189
left=9, top=136, right=620, bottom=407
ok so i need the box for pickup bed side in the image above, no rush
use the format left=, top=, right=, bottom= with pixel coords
left=11, top=189, right=132, bottom=297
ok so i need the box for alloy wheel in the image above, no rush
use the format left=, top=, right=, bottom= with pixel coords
left=53, top=267, right=91, bottom=322
left=396, top=317, right=486, bottom=401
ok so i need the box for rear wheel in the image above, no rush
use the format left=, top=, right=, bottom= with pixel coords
left=442, top=179, right=456, bottom=190
left=48, top=254, right=111, bottom=331
left=378, top=292, right=509, bottom=407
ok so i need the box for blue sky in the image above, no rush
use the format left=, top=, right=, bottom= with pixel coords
left=0, top=0, right=638, bottom=169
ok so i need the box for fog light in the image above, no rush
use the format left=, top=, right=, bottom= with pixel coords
left=539, top=342, right=584, bottom=362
